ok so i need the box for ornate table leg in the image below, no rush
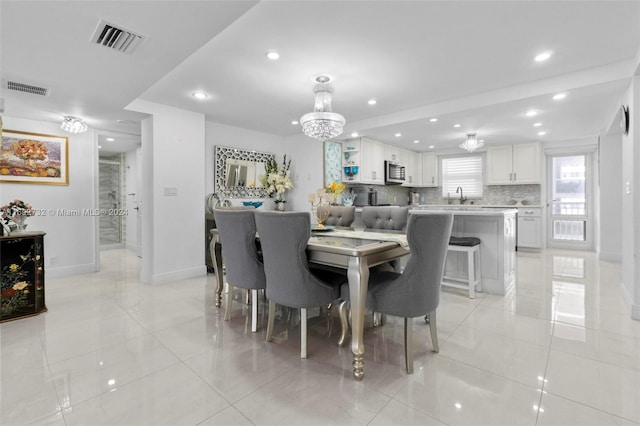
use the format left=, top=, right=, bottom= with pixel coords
left=347, top=256, right=369, bottom=380
left=210, top=236, right=224, bottom=308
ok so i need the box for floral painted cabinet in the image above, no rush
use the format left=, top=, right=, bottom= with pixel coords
left=0, top=232, right=46, bottom=322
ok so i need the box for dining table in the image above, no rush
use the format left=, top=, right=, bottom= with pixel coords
left=209, top=227, right=410, bottom=380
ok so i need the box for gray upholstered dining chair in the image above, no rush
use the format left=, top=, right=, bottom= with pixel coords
left=316, top=205, right=356, bottom=227
left=254, top=211, right=348, bottom=358
left=340, top=212, right=453, bottom=373
left=362, top=206, right=409, bottom=231
left=214, top=208, right=266, bottom=333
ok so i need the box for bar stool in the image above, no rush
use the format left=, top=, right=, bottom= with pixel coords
left=441, top=236, right=482, bottom=298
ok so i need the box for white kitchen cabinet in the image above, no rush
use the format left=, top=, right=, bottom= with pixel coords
left=517, top=207, right=542, bottom=249
left=384, top=144, right=405, bottom=164
left=359, top=137, right=385, bottom=184
left=486, top=143, right=541, bottom=185
left=402, top=150, right=422, bottom=186
left=421, top=152, right=438, bottom=187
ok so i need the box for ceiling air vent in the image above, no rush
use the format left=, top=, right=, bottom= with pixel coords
left=91, top=19, right=144, bottom=54
left=6, top=80, right=50, bottom=96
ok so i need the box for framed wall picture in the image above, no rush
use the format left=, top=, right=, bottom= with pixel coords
left=1, top=129, right=69, bottom=185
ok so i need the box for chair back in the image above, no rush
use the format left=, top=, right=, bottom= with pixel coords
left=213, top=209, right=266, bottom=290
left=362, top=206, right=409, bottom=231
left=255, top=211, right=338, bottom=308
left=374, top=212, right=453, bottom=317
left=316, top=205, right=356, bottom=227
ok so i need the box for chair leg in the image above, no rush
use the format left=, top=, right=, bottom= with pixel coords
left=468, top=249, right=476, bottom=299
left=251, top=289, right=258, bottom=333
left=224, top=283, right=234, bottom=321
left=301, top=308, right=308, bottom=359
left=265, top=300, right=276, bottom=342
left=337, top=300, right=350, bottom=347
left=404, top=317, right=414, bottom=374
left=428, top=309, right=439, bottom=353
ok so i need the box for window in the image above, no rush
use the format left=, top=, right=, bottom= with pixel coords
left=441, top=155, right=483, bottom=198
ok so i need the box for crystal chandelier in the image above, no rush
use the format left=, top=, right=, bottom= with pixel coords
left=300, top=76, right=346, bottom=142
left=61, top=116, right=88, bottom=134
left=459, top=133, right=484, bottom=152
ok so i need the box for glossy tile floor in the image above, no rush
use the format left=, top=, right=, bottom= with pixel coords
left=2, top=248, right=639, bottom=426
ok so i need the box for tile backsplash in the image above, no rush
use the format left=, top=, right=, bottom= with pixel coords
left=345, top=184, right=541, bottom=206
left=417, top=184, right=541, bottom=205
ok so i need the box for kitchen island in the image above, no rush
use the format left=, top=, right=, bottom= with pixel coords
left=414, top=206, right=517, bottom=295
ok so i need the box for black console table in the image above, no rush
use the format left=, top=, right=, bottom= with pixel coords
left=0, top=232, right=47, bottom=322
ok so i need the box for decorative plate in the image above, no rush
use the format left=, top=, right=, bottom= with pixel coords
left=311, top=225, right=335, bottom=232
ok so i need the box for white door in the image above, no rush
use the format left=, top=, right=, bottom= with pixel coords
left=546, top=153, right=592, bottom=249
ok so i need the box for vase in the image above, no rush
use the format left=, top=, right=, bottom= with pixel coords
left=274, top=193, right=286, bottom=211
left=10, top=216, right=27, bottom=234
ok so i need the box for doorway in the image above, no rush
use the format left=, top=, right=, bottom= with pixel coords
left=546, top=152, right=593, bottom=250
left=99, top=155, right=125, bottom=248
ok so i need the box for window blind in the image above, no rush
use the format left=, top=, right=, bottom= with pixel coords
left=441, top=156, right=483, bottom=198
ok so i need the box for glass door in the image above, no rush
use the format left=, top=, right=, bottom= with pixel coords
left=546, top=153, right=592, bottom=249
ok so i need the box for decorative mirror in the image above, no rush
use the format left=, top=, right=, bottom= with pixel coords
left=214, top=145, right=274, bottom=197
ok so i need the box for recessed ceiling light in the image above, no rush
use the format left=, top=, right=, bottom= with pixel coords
left=291, top=120, right=299, bottom=125
left=552, top=92, right=567, bottom=100
left=98, top=145, right=102, bottom=149
left=534, top=51, right=552, bottom=62
left=428, top=145, right=435, bottom=149
left=192, top=91, right=208, bottom=100
left=351, top=132, right=359, bottom=137
left=368, top=99, right=377, bottom=105
left=266, top=50, right=280, bottom=60
left=106, top=137, right=114, bottom=142
left=430, top=118, right=438, bottom=122
left=533, top=122, right=542, bottom=127
left=453, top=124, right=461, bottom=128
left=526, top=110, right=537, bottom=117
left=395, top=133, right=402, bottom=137
left=538, top=131, right=547, bottom=136
left=413, top=140, right=420, bottom=144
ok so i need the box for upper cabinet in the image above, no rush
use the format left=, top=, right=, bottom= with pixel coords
left=342, top=137, right=384, bottom=184
left=486, top=143, right=541, bottom=185
left=421, top=152, right=438, bottom=187
left=402, top=150, right=421, bottom=186
left=384, top=144, right=405, bottom=164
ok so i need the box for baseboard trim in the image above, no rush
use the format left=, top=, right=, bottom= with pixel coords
left=619, top=280, right=640, bottom=320
left=598, top=252, right=622, bottom=262
left=47, top=263, right=98, bottom=278
left=146, top=265, right=207, bottom=285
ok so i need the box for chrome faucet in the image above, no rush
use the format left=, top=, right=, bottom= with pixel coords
left=456, top=186, right=467, bottom=204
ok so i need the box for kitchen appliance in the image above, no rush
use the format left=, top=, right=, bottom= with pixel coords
left=351, top=187, right=369, bottom=206
left=368, top=188, right=378, bottom=206
left=410, top=191, right=420, bottom=206
left=384, top=161, right=406, bottom=184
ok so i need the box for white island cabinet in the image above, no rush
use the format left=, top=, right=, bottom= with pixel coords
left=413, top=207, right=517, bottom=295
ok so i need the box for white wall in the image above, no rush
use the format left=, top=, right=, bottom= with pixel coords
left=598, top=134, right=622, bottom=261
left=1, top=116, right=97, bottom=277
left=283, top=133, right=325, bottom=211
left=124, top=148, right=140, bottom=252
left=127, top=100, right=207, bottom=284
left=620, top=77, right=640, bottom=319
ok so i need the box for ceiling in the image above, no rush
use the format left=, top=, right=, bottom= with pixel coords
left=2, top=1, right=638, bottom=153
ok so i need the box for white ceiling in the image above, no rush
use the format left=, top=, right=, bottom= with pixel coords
left=2, top=1, right=638, bottom=153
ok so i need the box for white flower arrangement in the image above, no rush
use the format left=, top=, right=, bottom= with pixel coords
left=261, top=155, right=293, bottom=202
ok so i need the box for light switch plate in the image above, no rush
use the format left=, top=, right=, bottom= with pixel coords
left=626, top=181, right=631, bottom=195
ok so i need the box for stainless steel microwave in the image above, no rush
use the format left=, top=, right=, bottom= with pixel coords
left=384, top=161, right=406, bottom=184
